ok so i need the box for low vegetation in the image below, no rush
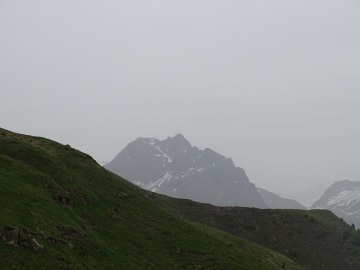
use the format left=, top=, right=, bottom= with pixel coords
left=0, top=128, right=302, bottom=269
left=148, top=193, right=360, bottom=270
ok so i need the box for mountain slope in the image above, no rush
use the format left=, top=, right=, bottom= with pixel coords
left=147, top=192, right=360, bottom=270
left=105, top=134, right=266, bottom=208
left=258, top=188, right=306, bottom=209
left=312, top=180, right=360, bottom=228
left=0, top=128, right=301, bottom=270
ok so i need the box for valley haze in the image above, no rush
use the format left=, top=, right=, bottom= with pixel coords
left=1, top=0, right=360, bottom=195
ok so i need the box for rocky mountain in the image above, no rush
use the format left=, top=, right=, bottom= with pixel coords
left=105, top=134, right=266, bottom=208
left=312, top=180, right=360, bottom=228
left=257, top=188, right=306, bottom=209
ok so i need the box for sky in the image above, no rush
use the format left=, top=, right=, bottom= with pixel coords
left=1, top=0, right=360, bottom=194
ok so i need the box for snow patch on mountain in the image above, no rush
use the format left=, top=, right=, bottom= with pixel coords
left=149, top=141, right=172, bottom=163
left=312, top=180, right=360, bottom=228
left=145, top=171, right=173, bottom=192
left=325, top=188, right=360, bottom=208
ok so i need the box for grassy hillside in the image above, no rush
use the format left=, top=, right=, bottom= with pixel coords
left=148, top=194, right=360, bottom=270
left=0, top=128, right=302, bottom=270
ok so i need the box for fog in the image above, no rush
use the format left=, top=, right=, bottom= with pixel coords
left=1, top=0, right=360, bottom=194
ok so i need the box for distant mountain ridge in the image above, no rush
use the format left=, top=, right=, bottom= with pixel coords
left=312, top=180, right=360, bottom=228
left=105, top=134, right=267, bottom=208
left=258, top=188, right=306, bottom=210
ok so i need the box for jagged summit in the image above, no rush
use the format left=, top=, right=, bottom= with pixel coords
left=104, top=135, right=266, bottom=208
left=172, top=133, right=187, bottom=141
left=135, top=134, right=191, bottom=149
left=162, top=133, right=192, bottom=154
left=170, top=133, right=191, bottom=146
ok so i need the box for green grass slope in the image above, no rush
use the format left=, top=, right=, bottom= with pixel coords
left=0, top=128, right=302, bottom=270
left=148, top=194, right=360, bottom=270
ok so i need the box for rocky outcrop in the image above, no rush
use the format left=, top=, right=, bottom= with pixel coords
left=29, top=237, right=44, bottom=251
left=0, top=226, right=44, bottom=251
left=57, top=195, right=70, bottom=207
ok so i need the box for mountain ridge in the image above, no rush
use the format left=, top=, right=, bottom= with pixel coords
left=258, top=188, right=306, bottom=210
left=147, top=191, right=360, bottom=270
left=105, top=134, right=266, bottom=208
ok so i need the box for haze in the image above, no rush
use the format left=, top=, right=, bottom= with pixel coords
left=1, top=0, right=359, bottom=194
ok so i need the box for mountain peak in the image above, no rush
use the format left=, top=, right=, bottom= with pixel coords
left=163, top=133, right=192, bottom=149
left=171, top=133, right=189, bottom=143
left=174, top=133, right=186, bottom=139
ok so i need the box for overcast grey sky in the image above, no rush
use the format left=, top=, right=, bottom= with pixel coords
left=1, top=0, right=360, bottom=194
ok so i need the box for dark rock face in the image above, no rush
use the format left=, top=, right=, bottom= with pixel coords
left=312, top=180, right=360, bottom=228
left=105, top=134, right=266, bottom=208
left=257, top=188, right=306, bottom=209
left=0, top=226, right=44, bottom=251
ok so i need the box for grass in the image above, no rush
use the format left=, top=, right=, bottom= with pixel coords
left=147, top=193, right=360, bottom=270
left=0, top=128, right=302, bottom=270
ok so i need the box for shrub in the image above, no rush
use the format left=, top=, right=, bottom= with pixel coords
left=342, top=230, right=351, bottom=241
